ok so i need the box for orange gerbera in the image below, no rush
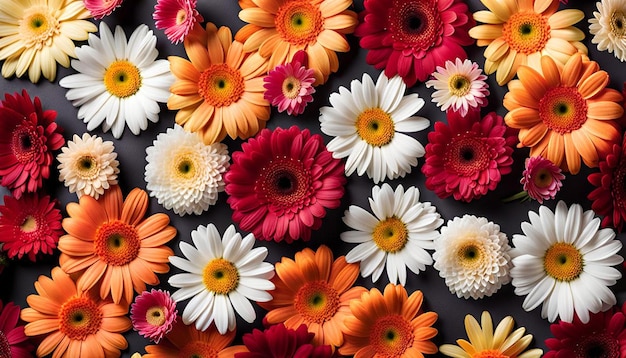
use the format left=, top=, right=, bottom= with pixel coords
left=58, top=185, right=176, bottom=304
left=235, top=0, right=357, bottom=85
left=20, top=267, right=131, bottom=357
left=503, top=53, right=624, bottom=174
left=168, top=22, right=270, bottom=145
left=340, top=284, right=438, bottom=358
left=258, top=245, right=367, bottom=348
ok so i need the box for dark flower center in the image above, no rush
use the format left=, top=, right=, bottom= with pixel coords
left=388, top=0, right=441, bottom=49
left=612, top=154, right=626, bottom=209
left=256, top=158, right=312, bottom=208
left=0, top=330, right=10, bottom=358
left=444, top=133, right=491, bottom=176
left=574, top=332, right=619, bottom=358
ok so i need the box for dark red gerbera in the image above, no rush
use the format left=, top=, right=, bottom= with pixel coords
left=0, top=301, right=34, bottom=358
left=235, top=324, right=333, bottom=358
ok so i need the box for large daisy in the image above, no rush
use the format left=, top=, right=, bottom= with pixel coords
left=236, top=0, right=358, bottom=85
left=589, top=0, right=626, bottom=62
left=58, top=185, right=177, bottom=304
left=341, top=183, right=443, bottom=285
left=168, top=22, right=270, bottom=145
left=168, top=224, right=275, bottom=334
left=503, top=54, right=624, bottom=174
left=469, top=0, right=586, bottom=85
left=0, top=0, right=96, bottom=83
left=511, top=201, right=623, bottom=323
left=59, top=22, right=173, bottom=139
left=319, top=72, right=430, bottom=184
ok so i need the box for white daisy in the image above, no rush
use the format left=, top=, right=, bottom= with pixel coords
left=319, top=72, right=430, bottom=184
left=433, top=215, right=512, bottom=300
left=510, top=201, right=623, bottom=323
left=57, top=133, right=119, bottom=199
left=341, top=183, right=442, bottom=285
left=589, top=0, right=626, bottom=62
left=425, top=58, right=489, bottom=117
left=168, top=224, right=275, bottom=334
left=145, top=125, right=230, bottom=216
left=59, top=22, right=174, bottom=138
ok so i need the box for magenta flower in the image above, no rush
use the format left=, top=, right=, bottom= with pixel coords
left=83, top=0, right=124, bottom=19
left=153, top=0, right=203, bottom=44
left=236, top=324, right=333, bottom=358
left=0, top=301, right=33, bottom=358
left=263, top=50, right=316, bottom=116
left=522, top=156, right=565, bottom=204
left=130, top=289, right=177, bottom=343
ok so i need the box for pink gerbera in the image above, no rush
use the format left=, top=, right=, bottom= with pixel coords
left=233, top=324, right=334, bottom=358
left=263, top=50, right=316, bottom=116
left=130, top=289, right=177, bottom=343
left=0, top=301, right=34, bottom=358
left=83, top=0, right=124, bottom=19
left=225, top=126, right=346, bottom=243
left=521, top=156, right=565, bottom=204
left=0, top=194, right=62, bottom=261
left=153, top=0, right=203, bottom=44
left=422, top=109, right=517, bottom=202
left=0, top=90, right=64, bottom=199
left=355, top=0, right=474, bottom=86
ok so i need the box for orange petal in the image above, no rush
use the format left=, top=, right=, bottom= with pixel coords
left=505, top=107, right=541, bottom=128
left=120, top=188, right=148, bottom=226
left=541, top=55, right=561, bottom=88
left=563, top=134, right=581, bottom=174
left=519, top=123, right=548, bottom=147
left=518, top=65, right=548, bottom=100
left=560, top=54, right=582, bottom=87
left=587, top=101, right=624, bottom=120
left=168, top=56, right=199, bottom=82
left=103, top=186, right=122, bottom=222
left=546, top=131, right=565, bottom=168
left=578, top=71, right=609, bottom=99
left=572, top=129, right=599, bottom=168
left=316, top=30, right=349, bottom=52
left=185, top=36, right=211, bottom=72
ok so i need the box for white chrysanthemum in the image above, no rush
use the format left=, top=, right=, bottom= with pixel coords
left=511, top=201, right=623, bottom=324
left=319, top=72, right=430, bottom=184
left=425, top=58, right=489, bottom=117
left=168, top=224, right=275, bottom=334
left=433, top=215, right=512, bottom=300
left=57, top=133, right=119, bottom=199
left=59, top=22, right=174, bottom=138
left=589, top=0, right=626, bottom=62
left=341, top=183, right=442, bottom=285
left=145, top=125, right=229, bottom=216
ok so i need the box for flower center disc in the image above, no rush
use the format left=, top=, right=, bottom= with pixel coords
left=174, top=153, right=197, bottom=180
left=176, top=9, right=188, bottom=25
left=94, top=221, right=141, bottom=266
left=533, top=168, right=554, bottom=188
left=372, top=217, right=408, bottom=253
left=472, top=350, right=508, bottom=358
left=256, top=158, right=312, bottom=208
left=20, top=215, right=38, bottom=233
left=294, top=281, right=340, bottom=324
left=19, top=7, right=59, bottom=50
left=179, top=341, right=219, bottom=358
left=539, top=87, right=588, bottom=134
left=12, top=122, right=42, bottom=164
left=75, top=155, right=100, bottom=179
left=388, top=0, right=441, bottom=49
left=444, top=134, right=490, bottom=176
left=104, top=60, right=142, bottom=98
left=282, top=76, right=302, bottom=99
left=202, top=258, right=239, bottom=295
left=611, top=156, right=626, bottom=209
left=59, top=296, right=103, bottom=341
left=448, top=74, right=471, bottom=97
left=275, top=1, right=323, bottom=46
left=457, top=238, right=485, bottom=270
left=502, top=12, right=550, bottom=54
left=370, top=314, right=414, bottom=356
left=0, top=330, right=11, bottom=358
left=610, top=11, right=626, bottom=37
left=574, top=333, right=620, bottom=358
left=146, top=306, right=167, bottom=327
left=543, top=242, right=584, bottom=281
left=197, top=64, right=245, bottom=107
left=355, top=108, right=395, bottom=147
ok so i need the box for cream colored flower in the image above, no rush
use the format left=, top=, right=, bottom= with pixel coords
left=589, top=0, right=626, bottom=61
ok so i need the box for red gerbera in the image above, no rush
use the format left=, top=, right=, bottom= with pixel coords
left=0, top=90, right=64, bottom=199
left=354, top=0, right=474, bottom=86
left=421, top=109, right=517, bottom=202
left=225, top=126, right=346, bottom=243
left=0, top=301, right=33, bottom=358
left=233, top=323, right=334, bottom=358
left=0, top=194, right=62, bottom=261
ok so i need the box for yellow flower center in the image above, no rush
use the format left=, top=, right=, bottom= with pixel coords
left=502, top=12, right=550, bottom=54
left=370, top=314, right=414, bottom=356
left=20, top=215, right=38, bottom=233
left=146, top=306, right=167, bottom=327
left=610, top=10, right=626, bottom=37
left=197, top=64, right=245, bottom=107
left=173, top=153, right=197, bottom=180
left=539, top=87, right=588, bottom=135
left=202, top=258, right=239, bottom=295
left=94, top=221, right=141, bottom=266
left=533, top=168, right=554, bottom=188
left=282, top=76, right=302, bottom=99
left=544, top=242, right=584, bottom=281
left=19, top=7, right=59, bottom=50
left=179, top=341, right=219, bottom=358
left=372, top=217, right=408, bottom=253
left=176, top=9, right=188, bottom=25
left=75, top=155, right=100, bottom=180
left=275, top=1, right=323, bottom=46
left=456, top=238, right=485, bottom=270
left=355, top=108, right=395, bottom=147
left=294, top=281, right=340, bottom=324
left=472, top=350, right=508, bottom=358
left=59, top=296, right=103, bottom=341
left=448, top=74, right=471, bottom=97
left=104, top=60, right=142, bottom=98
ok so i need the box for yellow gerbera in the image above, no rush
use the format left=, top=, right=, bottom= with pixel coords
left=235, top=0, right=358, bottom=85
left=0, top=0, right=97, bottom=83
left=469, top=0, right=587, bottom=85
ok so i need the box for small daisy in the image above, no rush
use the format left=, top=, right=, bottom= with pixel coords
left=57, top=133, right=120, bottom=200
left=59, top=22, right=174, bottom=139
left=341, top=183, right=443, bottom=285
left=145, top=125, right=230, bottom=216
left=83, top=0, right=124, bottom=19
left=168, top=224, right=275, bottom=334
left=153, top=0, right=203, bottom=44
left=426, top=58, right=489, bottom=117
left=433, top=215, right=512, bottom=300
left=511, top=201, right=623, bottom=323
left=590, top=0, right=626, bottom=62
left=130, top=289, right=177, bottom=343
left=588, top=139, right=626, bottom=232
left=521, top=156, right=564, bottom=204
left=319, top=72, right=430, bottom=183
left=263, top=50, right=316, bottom=116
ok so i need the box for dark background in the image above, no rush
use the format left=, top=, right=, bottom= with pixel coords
left=1, top=0, right=625, bottom=356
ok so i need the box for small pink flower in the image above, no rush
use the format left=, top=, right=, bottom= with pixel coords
left=153, top=0, right=203, bottom=44
left=263, top=50, right=315, bottom=116
left=521, top=156, right=565, bottom=204
left=83, top=0, right=124, bottom=19
left=130, top=289, right=177, bottom=343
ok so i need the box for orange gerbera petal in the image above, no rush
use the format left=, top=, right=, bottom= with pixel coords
left=144, top=320, right=236, bottom=357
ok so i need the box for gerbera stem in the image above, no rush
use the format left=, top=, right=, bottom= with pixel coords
left=502, top=191, right=531, bottom=203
